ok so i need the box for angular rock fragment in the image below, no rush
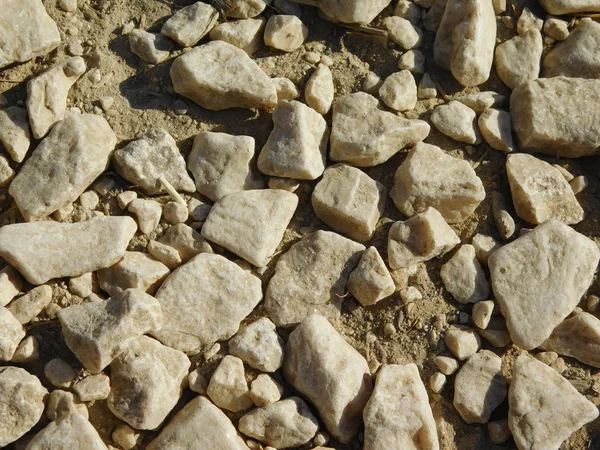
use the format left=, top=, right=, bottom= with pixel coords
left=210, top=17, right=266, bottom=56
left=273, top=76, right=300, bottom=100
left=472, top=234, right=501, bottom=265
left=348, top=246, right=395, bottom=306
left=0, top=266, right=22, bottom=307
left=445, top=326, right=481, bottom=360
left=129, top=29, right=172, bottom=64
left=229, top=317, right=284, bottom=372
left=0, top=307, right=25, bottom=361
left=11, top=336, right=39, bottom=363
left=158, top=223, right=212, bottom=263
left=540, top=0, right=600, bottom=14
left=395, top=0, right=421, bottom=23
left=440, top=245, right=490, bottom=304
left=398, top=50, right=425, bottom=74
left=318, top=0, right=391, bottom=24
left=226, top=0, right=267, bottom=18
left=264, top=15, right=307, bottom=52
left=0, top=106, right=31, bottom=163
left=73, top=374, right=111, bottom=401
left=378, top=70, right=418, bottom=112
left=430, top=101, right=481, bottom=144
left=383, top=17, right=423, bottom=50
left=26, top=412, right=107, bottom=450
left=478, top=108, right=514, bottom=153
left=161, top=2, right=218, bottom=47
left=423, top=0, right=448, bottom=32
left=128, top=198, right=162, bottom=235
left=7, top=285, right=52, bottom=324
left=454, top=91, right=505, bottom=114
left=0, top=155, right=14, bottom=187
left=250, top=374, right=283, bottom=407
left=433, top=356, right=459, bottom=375
left=305, top=64, right=334, bottom=114
left=495, top=27, right=543, bottom=89
left=544, top=17, right=569, bottom=41
left=477, top=316, right=511, bottom=348
left=44, top=358, right=76, bottom=388
left=45, top=389, right=88, bottom=421
left=207, top=355, right=253, bottom=412
left=473, top=300, right=494, bottom=329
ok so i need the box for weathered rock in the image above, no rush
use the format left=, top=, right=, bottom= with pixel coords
left=45, top=389, right=88, bottom=421
left=207, top=355, right=253, bottom=412
left=163, top=201, right=188, bottom=224
left=495, top=29, right=543, bottom=89
left=478, top=108, right=514, bottom=152
left=210, top=17, right=266, bottom=56
left=423, top=0, right=448, bottom=31
left=0, top=107, right=31, bottom=163
left=273, top=76, right=300, bottom=100
left=129, top=29, right=172, bottom=64
left=170, top=41, right=277, bottom=111
left=330, top=92, right=429, bottom=167
left=0, top=307, right=25, bottom=361
left=250, top=374, right=283, bottom=407
left=0, top=216, right=136, bottom=285
left=378, top=70, right=418, bottom=112
left=0, top=265, right=22, bottom=307
left=26, top=412, right=107, bottom=450
left=69, top=272, right=96, bottom=298
left=7, top=285, right=52, bottom=324
left=395, top=0, right=422, bottom=23
left=433, top=356, right=459, bottom=375
left=161, top=2, right=218, bottom=47
left=491, top=191, right=516, bottom=240
left=265, top=231, right=364, bottom=327
left=318, top=0, right=391, bottom=24
left=544, top=17, right=569, bottom=41
left=11, top=336, right=40, bottom=363
left=284, top=314, right=373, bottom=443
left=477, top=316, right=511, bottom=348
left=229, top=318, right=284, bottom=372
left=128, top=198, right=162, bottom=235
left=348, top=246, right=395, bottom=306
left=540, top=0, right=600, bottom=14
left=226, top=0, right=267, bottom=18
left=430, top=101, right=481, bottom=144
left=489, top=219, right=600, bottom=349
left=383, top=17, right=423, bottom=50
left=44, top=358, right=76, bottom=388
left=262, top=14, right=307, bottom=52
left=0, top=155, right=14, bottom=187
left=158, top=223, right=213, bottom=263
left=363, top=364, right=439, bottom=450
left=73, top=374, right=110, bottom=401
left=445, top=326, right=481, bottom=360
left=430, top=372, right=447, bottom=394
left=440, top=245, right=490, bottom=304
left=305, top=64, right=334, bottom=114
left=454, top=91, right=505, bottom=114
left=473, top=300, right=494, bottom=329
left=488, top=419, right=512, bottom=445
left=9, top=114, right=117, bottom=221
left=112, top=425, right=140, bottom=450
left=398, top=50, right=425, bottom=74
left=472, top=234, right=501, bottom=265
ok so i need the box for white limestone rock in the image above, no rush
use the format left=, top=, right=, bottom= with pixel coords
left=6, top=285, right=52, bottom=324
left=430, top=101, right=481, bottom=144
left=117, top=191, right=137, bottom=209
left=207, top=355, right=253, bottom=412
left=305, top=64, right=334, bottom=115
left=229, top=318, right=284, bottom=372
left=433, top=356, right=459, bottom=375
left=73, top=374, right=111, bottom=401
left=398, top=50, right=425, bottom=74
left=318, top=0, right=391, bottom=24
left=0, top=307, right=25, bottom=361
left=11, top=336, right=40, bottom=363
left=473, top=300, right=494, bottom=329
left=264, top=15, right=307, bottom=52
left=250, top=374, right=283, bottom=407
left=163, top=201, right=188, bottom=224
left=478, top=108, right=514, bottom=153
left=445, top=326, right=481, bottom=360
left=272, top=76, right=300, bottom=100
left=395, top=0, right=421, bottom=24
left=0, top=106, right=31, bottom=163
left=210, top=17, right=266, bottom=56
left=383, top=17, right=423, bottom=50
left=44, top=358, right=76, bottom=388
left=26, top=412, right=107, bottom=450
left=454, top=91, right=505, bottom=114
left=440, top=245, right=490, bottom=304
left=68, top=272, right=95, bottom=298
left=129, top=29, right=172, bottom=64
left=379, top=70, right=418, bottom=112
left=544, top=17, right=569, bottom=41
left=418, top=73, right=437, bottom=99
left=495, top=29, right=543, bottom=89
left=471, top=233, right=501, bottom=265
left=45, top=389, right=87, bottom=421
left=128, top=198, right=162, bottom=236
left=97, top=251, right=170, bottom=296
left=348, top=246, right=395, bottom=306
left=0, top=265, right=22, bottom=307
left=540, top=0, right=600, bottom=14
left=158, top=223, right=213, bottom=263
left=161, top=2, right=219, bottom=47
left=0, top=155, right=14, bottom=187
left=112, top=425, right=140, bottom=450
left=147, top=240, right=182, bottom=269
left=226, top=0, right=267, bottom=18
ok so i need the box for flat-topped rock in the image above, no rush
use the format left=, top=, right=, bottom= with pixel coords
left=26, top=413, right=107, bottom=450
left=210, top=17, right=266, bottom=56
left=0, top=106, right=31, bottom=163
left=264, top=14, right=308, bottom=52
left=318, top=0, right=391, bottom=24
left=430, top=101, right=481, bottom=144
left=161, top=2, right=218, bottom=47
left=7, top=285, right=52, bottom=324
left=540, top=0, right=600, bottom=14
left=208, top=355, right=253, bottom=412
left=97, top=251, right=170, bottom=296
left=478, top=108, right=514, bottom=153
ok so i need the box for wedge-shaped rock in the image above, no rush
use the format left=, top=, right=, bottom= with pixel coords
left=507, top=153, right=584, bottom=225
left=229, top=317, right=284, bottom=373
left=489, top=220, right=600, bottom=350
left=26, top=413, right=107, bottom=450
left=7, top=285, right=52, bottom=325
left=391, top=143, right=485, bottom=223
left=454, top=91, right=505, bottom=113
left=202, top=189, right=298, bottom=267
left=478, top=108, right=514, bottom=153
left=440, top=245, right=490, bottom=304
left=0, top=0, right=60, bottom=69
left=146, top=396, right=250, bottom=450
left=108, top=336, right=189, bottom=430
left=330, top=92, right=429, bottom=167
left=161, top=2, right=218, bottom=47
left=58, top=289, right=163, bottom=373
left=208, top=355, right=253, bottom=412
left=348, top=246, right=395, bottom=306
left=265, top=231, right=364, bottom=327
left=0, top=266, right=22, bottom=307
left=284, top=314, right=373, bottom=443
left=318, top=0, right=391, bottom=24
left=9, top=114, right=117, bottom=221
left=363, top=364, right=439, bottom=450
left=170, top=41, right=277, bottom=111
left=312, top=164, right=386, bottom=242
left=210, top=17, right=266, bottom=56
left=0, top=307, right=24, bottom=361
left=258, top=100, right=329, bottom=180
left=0, top=107, right=31, bottom=163
left=0, top=216, right=137, bottom=285
left=511, top=77, right=600, bottom=157
left=540, top=0, right=600, bottom=14
left=430, top=101, right=481, bottom=144
left=152, top=253, right=262, bottom=352
left=305, top=64, right=334, bottom=114
left=495, top=29, right=542, bottom=90
left=113, top=128, right=195, bottom=195
left=509, top=354, right=599, bottom=450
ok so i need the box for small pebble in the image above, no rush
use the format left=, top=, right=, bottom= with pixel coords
left=384, top=323, right=396, bottom=336
left=473, top=300, right=494, bottom=329
left=429, top=372, right=446, bottom=393
left=400, top=286, right=422, bottom=305
left=569, top=175, right=588, bottom=195
left=44, top=358, right=77, bottom=388
left=305, top=51, right=320, bottom=64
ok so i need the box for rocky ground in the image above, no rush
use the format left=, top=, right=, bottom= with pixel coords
left=1, top=0, right=600, bottom=449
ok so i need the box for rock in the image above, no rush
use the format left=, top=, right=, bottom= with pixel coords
left=0, top=107, right=31, bottom=163
left=163, top=201, right=188, bottom=224
left=318, top=0, right=391, bottom=24
left=362, top=72, right=383, bottom=94
left=379, top=70, right=418, bottom=111
left=187, top=198, right=212, bottom=222
left=263, top=15, right=307, bottom=52
left=0, top=265, right=23, bottom=307
left=540, top=0, right=600, bottom=14
left=273, top=76, right=300, bottom=100
left=268, top=177, right=300, bottom=192
left=97, top=251, right=170, bottom=296
left=363, top=363, right=439, bottom=450
left=440, top=245, right=490, bottom=304
left=471, top=233, right=501, bottom=265
left=423, top=0, right=448, bottom=31
left=27, top=57, right=86, bottom=139
left=226, top=0, right=267, bottom=18
left=44, top=358, right=76, bottom=388
left=305, top=64, right=334, bottom=114
left=146, top=396, right=250, bottom=450
left=210, top=17, right=266, bottom=56
left=170, top=41, right=277, bottom=111
left=108, top=335, right=190, bottom=430
left=400, top=286, right=422, bottom=305
left=418, top=73, right=438, bottom=99
left=489, top=219, right=600, bottom=349
left=495, top=29, right=543, bottom=89
left=152, top=253, right=262, bottom=352
left=147, top=240, right=182, bottom=269
left=398, top=50, right=425, bottom=74
left=506, top=153, right=583, bottom=225
left=202, top=190, right=298, bottom=267
left=454, top=91, right=505, bottom=114
left=0, top=0, right=60, bottom=69
left=0, top=307, right=25, bottom=361
left=250, top=374, right=283, bottom=407
left=79, top=191, right=99, bottom=211
left=188, top=368, right=208, bottom=394
left=239, top=397, right=319, bottom=448
left=112, top=425, right=140, bottom=450
left=265, top=231, right=364, bottom=327
left=58, top=289, right=162, bottom=372
left=509, top=354, right=599, bottom=450
left=383, top=17, right=423, bottom=50
left=430, top=372, right=447, bottom=393
left=229, top=318, right=284, bottom=372
left=11, top=336, right=40, bottom=363
left=388, top=207, right=460, bottom=269
left=434, top=0, right=496, bottom=86
left=26, top=412, right=107, bottom=450
left=544, top=17, right=569, bottom=41
left=491, top=191, right=515, bottom=239
left=45, top=389, right=87, bottom=420
left=113, top=128, right=196, bottom=195
left=477, top=316, right=511, bottom=348
left=9, top=114, right=117, bottom=221
left=207, top=355, right=253, bottom=412
left=117, top=191, right=137, bottom=209
left=391, top=143, right=485, bottom=223
left=445, top=326, right=481, bottom=360
left=129, top=29, right=172, bottom=64
left=348, top=246, right=395, bottom=306
left=158, top=223, right=213, bottom=263
left=478, top=108, right=514, bottom=152
left=73, top=374, right=110, bottom=401
left=488, top=419, right=511, bottom=445
left=395, top=0, right=421, bottom=24
left=430, top=101, right=481, bottom=144
left=284, top=314, right=373, bottom=443
left=6, top=285, right=51, bottom=325
left=161, top=2, right=218, bottom=47
left=472, top=300, right=494, bottom=329
left=275, top=0, right=302, bottom=15
left=433, top=356, right=459, bottom=375
left=128, top=199, right=162, bottom=235
left=0, top=155, right=14, bottom=187
left=312, top=164, right=386, bottom=242
left=330, top=92, right=430, bottom=166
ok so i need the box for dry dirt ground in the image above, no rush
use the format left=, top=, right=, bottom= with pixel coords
left=2, top=0, right=600, bottom=449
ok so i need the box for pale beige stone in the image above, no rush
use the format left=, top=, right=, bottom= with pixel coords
left=379, top=70, right=418, bottom=111
left=226, top=0, right=267, bottom=18
left=544, top=17, right=569, bottom=41
left=26, top=411, right=107, bottom=450
left=454, top=91, right=505, bottom=114
left=383, top=17, right=423, bottom=50
left=45, top=389, right=87, bottom=421
left=445, top=326, right=481, bottom=360
left=147, top=239, right=182, bottom=269
left=540, top=0, right=600, bottom=14
left=495, top=29, right=543, bottom=89
left=117, top=191, right=137, bottom=209
left=129, top=29, right=172, bottom=64
left=433, top=356, right=459, bottom=375
left=11, top=336, right=39, bottom=363
left=491, top=191, right=516, bottom=239
left=161, top=2, right=218, bottom=47
left=430, top=101, right=481, bottom=144
left=0, top=107, right=31, bottom=163
left=348, top=247, right=395, bottom=306
left=0, top=265, right=22, bottom=307
left=272, top=76, right=300, bottom=100
left=398, top=50, right=425, bottom=74
left=229, top=318, right=284, bottom=372
left=395, top=0, right=421, bottom=24
left=305, top=64, right=334, bottom=114
left=0, top=155, right=14, bottom=187
left=0, top=307, right=25, bottom=361
left=163, top=201, right=188, bottom=224
left=73, top=374, right=110, bottom=401
left=7, top=285, right=52, bottom=324
left=478, top=108, right=514, bottom=152
left=440, top=245, right=490, bottom=304
left=488, top=419, right=511, bottom=445
left=473, top=300, right=494, bottom=329
left=472, top=233, right=501, bottom=265
left=128, top=198, right=162, bottom=235
left=44, top=358, right=76, bottom=388
left=112, top=424, right=140, bottom=450
left=250, top=374, right=283, bottom=407
left=208, top=355, right=253, bottom=412
left=210, top=18, right=266, bottom=56
left=430, top=372, right=446, bottom=393
left=318, top=0, right=391, bottom=24
left=158, top=223, right=213, bottom=263
left=264, top=15, right=307, bottom=52
left=418, top=73, right=437, bottom=99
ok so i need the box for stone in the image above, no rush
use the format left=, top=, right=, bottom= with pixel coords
left=0, top=265, right=22, bottom=307
left=445, top=326, right=481, bottom=360
left=312, top=164, right=386, bottom=242
left=117, top=191, right=137, bottom=209
left=473, top=300, right=494, bottom=329
left=79, top=191, right=99, bottom=211
left=400, top=286, right=422, bottom=305
left=318, top=0, right=391, bottom=24
left=506, top=153, right=583, bottom=225
left=454, top=91, right=505, bottom=114
left=433, top=356, right=459, bottom=375
left=543, top=17, right=569, bottom=41
left=163, top=201, right=188, bottom=224
left=170, top=41, right=277, bottom=111
left=7, top=285, right=52, bottom=324
left=517, top=7, right=543, bottom=34
left=272, top=76, right=300, bottom=100
left=73, top=374, right=110, bottom=401
left=430, top=101, right=481, bottom=144
left=491, top=191, right=515, bottom=239
left=161, top=2, right=218, bottom=47
left=210, top=17, right=266, bottom=56
left=45, top=389, right=87, bottom=420
left=0, top=0, right=60, bottom=69
left=189, top=131, right=262, bottom=201
left=147, top=240, right=182, bottom=269
left=398, top=50, right=425, bottom=74
left=394, top=0, right=421, bottom=24
left=0, top=107, right=31, bottom=163
left=492, top=0, right=506, bottom=13
left=159, top=223, right=212, bottom=263
left=488, top=219, right=600, bottom=349
left=187, top=198, right=211, bottom=222
left=284, top=314, right=373, bottom=444
left=188, top=368, right=209, bottom=394
left=305, top=64, right=334, bottom=114
left=250, top=374, right=283, bottom=407
left=226, top=0, right=267, bottom=18
left=423, top=0, right=448, bottom=31
left=207, top=355, right=253, bottom=412
left=9, top=114, right=117, bottom=221
left=128, top=199, right=162, bottom=235
left=44, top=358, right=76, bottom=388
left=146, top=396, right=250, bottom=450
left=478, top=108, right=514, bottom=152
left=112, top=425, right=140, bottom=450
left=27, top=57, right=86, bottom=139
left=391, top=143, right=485, bottom=223
left=434, top=0, right=496, bottom=86
left=509, top=354, right=599, bottom=450
left=511, top=77, right=600, bottom=157
left=26, top=412, right=107, bottom=450
left=69, top=272, right=94, bottom=298
left=264, top=15, right=307, bottom=52
left=488, top=419, right=511, bottom=445
left=268, top=177, right=300, bottom=192
left=239, top=397, right=319, bottom=448
left=348, top=247, right=395, bottom=306
left=330, top=92, right=429, bottom=166
left=471, top=233, right=501, bottom=265
left=0, top=155, right=14, bottom=187
left=378, top=70, right=418, bottom=111
left=440, top=245, right=490, bottom=304
left=362, top=72, right=383, bottom=94
left=0, top=307, right=25, bottom=361
left=275, top=0, right=302, bottom=15
left=540, top=0, right=600, bottom=14
left=129, top=29, right=172, bottom=64
left=383, top=17, right=423, bottom=50
left=202, top=189, right=298, bottom=267
left=363, top=364, right=439, bottom=450
left=58, top=289, right=162, bottom=373
left=477, top=316, right=511, bottom=348
left=11, top=336, right=39, bottom=363
left=418, top=73, right=437, bottom=99
left=152, top=253, right=262, bottom=352
left=97, top=251, right=170, bottom=296
left=229, top=318, right=284, bottom=372
left=454, top=350, right=506, bottom=424
left=430, top=372, right=447, bottom=393
left=570, top=175, right=589, bottom=195
left=265, top=231, right=364, bottom=327
left=108, top=336, right=190, bottom=429
left=495, top=29, right=543, bottom=90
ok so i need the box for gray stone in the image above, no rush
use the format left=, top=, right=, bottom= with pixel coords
left=210, top=17, right=266, bottom=56
left=0, top=307, right=25, bottom=361
left=7, top=285, right=52, bottom=324
left=26, top=412, right=107, bottom=450
left=161, top=2, right=219, bottom=47
left=229, top=317, right=284, bottom=372
left=0, top=107, right=31, bottom=163
left=44, top=358, right=76, bottom=388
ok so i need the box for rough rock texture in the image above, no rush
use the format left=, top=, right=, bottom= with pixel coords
left=26, top=413, right=108, bottom=450
left=305, top=64, right=334, bottom=114
left=207, top=355, right=253, bottom=412
left=210, top=17, right=266, bottom=56
left=430, top=101, right=481, bottom=144
left=226, top=0, right=266, bottom=18
left=495, top=29, right=543, bottom=90
left=229, top=317, right=284, bottom=372
left=161, top=2, right=218, bottom=47
left=158, top=223, right=213, bottom=263
left=318, top=0, right=391, bottom=24
left=265, top=231, right=364, bottom=327
left=284, top=315, right=373, bottom=444
left=478, top=108, right=514, bottom=153
left=129, top=29, right=172, bottom=64
left=7, top=285, right=52, bottom=324
left=264, top=15, right=308, bottom=52
left=73, top=374, right=111, bottom=401
left=348, top=246, right=395, bottom=306
left=378, top=70, right=418, bottom=112
left=128, top=199, right=162, bottom=235
left=0, top=266, right=23, bottom=307
left=44, top=358, right=76, bottom=388
left=540, top=0, right=600, bottom=14
left=489, top=219, right=600, bottom=349
left=45, top=389, right=88, bottom=420
left=0, top=306, right=25, bottom=361
left=97, top=251, right=170, bottom=296
left=440, top=245, right=490, bottom=304
left=383, top=17, right=423, bottom=50
left=0, top=106, right=31, bottom=163
left=250, top=374, right=283, bottom=407
left=445, top=326, right=481, bottom=360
